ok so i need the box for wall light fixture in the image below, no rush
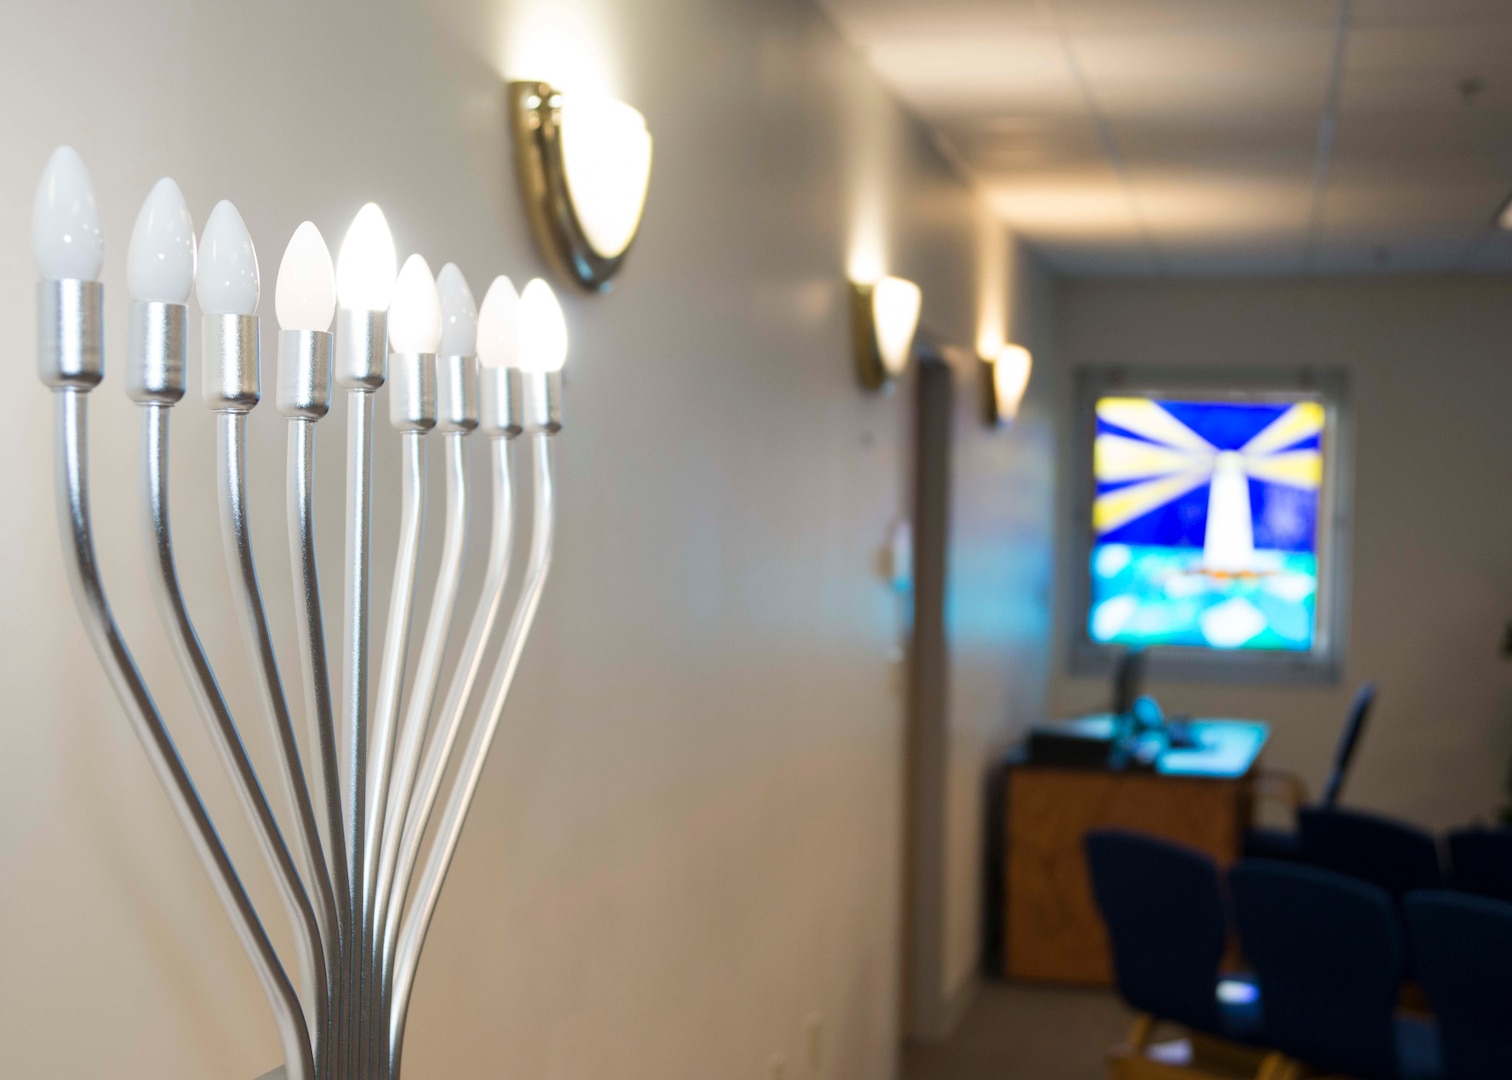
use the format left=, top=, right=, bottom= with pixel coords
left=851, top=275, right=921, bottom=393
left=984, top=342, right=1032, bottom=426
left=510, top=80, right=652, bottom=292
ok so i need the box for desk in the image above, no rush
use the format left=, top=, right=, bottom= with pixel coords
left=1002, top=719, right=1267, bottom=985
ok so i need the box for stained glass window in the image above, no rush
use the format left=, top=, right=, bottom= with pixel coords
left=1088, top=394, right=1328, bottom=652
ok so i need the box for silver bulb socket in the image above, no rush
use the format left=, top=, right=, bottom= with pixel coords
left=203, top=314, right=260, bottom=413
left=388, top=352, right=437, bottom=432
left=521, top=369, right=563, bottom=434
left=436, top=354, right=480, bottom=433
left=479, top=366, right=523, bottom=438
left=336, top=308, right=387, bottom=390
left=37, top=279, right=104, bottom=390
left=126, top=301, right=188, bottom=404
left=277, top=329, right=333, bottom=420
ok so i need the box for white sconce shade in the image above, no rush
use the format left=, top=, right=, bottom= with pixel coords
left=851, top=275, right=921, bottom=392
left=336, top=202, right=397, bottom=311
left=128, top=178, right=196, bottom=303
left=197, top=200, right=260, bottom=316
left=33, top=145, right=103, bottom=281
left=560, top=96, right=653, bottom=260
left=510, top=80, right=653, bottom=291
left=436, top=263, right=478, bottom=356
left=872, top=276, right=922, bottom=377
left=388, top=254, right=442, bottom=354
left=517, top=278, right=568, bottom=372
left=989, top=343, right=1033, bottom=426
left=275, top=221, right=336, bottom=332
left=475, top=276, right=520, bottom=369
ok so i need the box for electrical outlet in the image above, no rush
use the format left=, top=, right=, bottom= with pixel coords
left=805, top=1013, right=824, bottom=1074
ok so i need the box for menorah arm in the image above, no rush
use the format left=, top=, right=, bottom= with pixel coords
left=371, top=429, right=470, bottom=1047
left=54, top=387, right=315, bottom=1080
left=379, top=435, right=514, bottom=985
left=215, top=408, right=337, bottom=1067
left=287, top=415, right=347, bottom=1080
left=388, top=432, right=556, bottom=1071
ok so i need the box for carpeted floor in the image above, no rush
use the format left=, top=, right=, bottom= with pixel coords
left=901, top=981, right=1133, bottom=1080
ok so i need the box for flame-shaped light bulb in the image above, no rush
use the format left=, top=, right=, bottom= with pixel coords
left=336, top=202, right=397, bottom=311
left=275, top=221, right=336, bottom=332
left=436, top=264, right=477, bottom=356
left=475, top=277, right=519, bottom=369
left=516, top=278, right=567, bottom=373
left=197, top=201, right=260, bottom=315
left=33, top=146, right=103, bottom=281
left=388, top=254, right=442, bottom=354
left=127, top=178, right=196, bottom=303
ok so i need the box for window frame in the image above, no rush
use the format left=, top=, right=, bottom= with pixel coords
left=1066, top=364, right=1353, bottom=685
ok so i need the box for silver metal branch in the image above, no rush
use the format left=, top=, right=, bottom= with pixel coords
left=389, top=430, right=556, bottom=1075
left=42, top=280, right=315, bottom=1080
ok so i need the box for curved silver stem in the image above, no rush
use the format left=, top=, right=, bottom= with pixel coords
left=363, top=427, right=427, bottom=1075
left=341, top=386, right=375, bottom=1076
left=56, top=389, right=314, bottom=1080
left=216, top=409, right=337, bottom=1071
left=380, top=437, right=514, bottom=988
left=372, top=431, right=469, bottom=1065
left=390, top=434, right=556, bottom=1070
left=287, top=416, right=346, bottom=1080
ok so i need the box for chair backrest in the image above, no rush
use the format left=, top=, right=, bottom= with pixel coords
left=1230, top=860, right=1404, bottom=1080
left=1298, top=806, right=1442, bottom=901
left=1320, top=682, right=1375, bottom=807
left=1085, top=829, right=1226, bottom=1034
left=1446, top=828, right=1512, bottom=905
left=1405, top=890, right=1512, bottom=1080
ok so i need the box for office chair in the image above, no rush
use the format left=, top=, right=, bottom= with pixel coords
left=1404, top=891, right=1512, bottom=1080
left=1297, top=806, right=1443, bottom=903
left=1244, top=682, right=1375, bottom=860
left=1445, top=827, right=1512, bottom=905
left=1230, top=860, right=1441, bottom=1080
left=1087, top=830, right=1268, bottom=1080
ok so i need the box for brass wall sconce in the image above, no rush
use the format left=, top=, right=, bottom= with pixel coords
left=510, top=80, right=653, bottom=292
left=851, top=275, right=922, bottom=393
left=983, top=342, right=1032, bottom=426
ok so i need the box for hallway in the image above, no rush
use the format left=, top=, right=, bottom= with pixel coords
left=902, top=983, right=1132, bottom=1080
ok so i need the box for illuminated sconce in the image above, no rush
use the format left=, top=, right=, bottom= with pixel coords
left=851, top=275, right=921, bottom=393
left=510, top=80, right=653, bottom=292
left=983, top=343, right=1032, bottom=426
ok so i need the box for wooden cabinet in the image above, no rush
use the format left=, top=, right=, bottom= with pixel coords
left=1004, top=763, right=1254, bottom=984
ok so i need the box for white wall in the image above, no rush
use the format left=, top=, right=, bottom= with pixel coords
left=1050, top=277, right=1512, bottom=832
left=0, top=1, right=1053, bottom=1077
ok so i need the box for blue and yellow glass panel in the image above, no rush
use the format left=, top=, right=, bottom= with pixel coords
left=1089, top=396, right=1326, bottom=651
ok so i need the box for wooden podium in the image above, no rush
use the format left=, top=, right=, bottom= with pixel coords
left=1002, top=720, right=1267, bottom=985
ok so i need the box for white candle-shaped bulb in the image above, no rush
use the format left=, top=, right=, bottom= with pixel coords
left=275, top=221, right=336, bottom=332
left=197, top=200, right=260, bottom=315
left=33, top=145, right=104, bottom=281
left=336, top=202, right=397, bottom=311
left=127, top=178, right=196, bottom=303
left=436, top=263, right=477, bottom=356
left=517, top=278, right=567, bottom=372
left=388, top=254, right=442, bottom=354
left=474, top=276, right=519, bottom=370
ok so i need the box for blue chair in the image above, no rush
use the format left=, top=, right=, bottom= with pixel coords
left=1298, top=806, right=1443, bottom=903
left=1405, top=891, right=1512, bottom=1079
left=1245, top=682, right=1375, bottom=860
left=1230, top=860, right=1440, bottom=1080
left=1085, top=830, right=1260, bottom=1044
left=1446, top=827, right=1512, bottom=905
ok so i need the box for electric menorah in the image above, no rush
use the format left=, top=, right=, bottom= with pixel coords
left=33, top=145, right=566, bottom=1080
